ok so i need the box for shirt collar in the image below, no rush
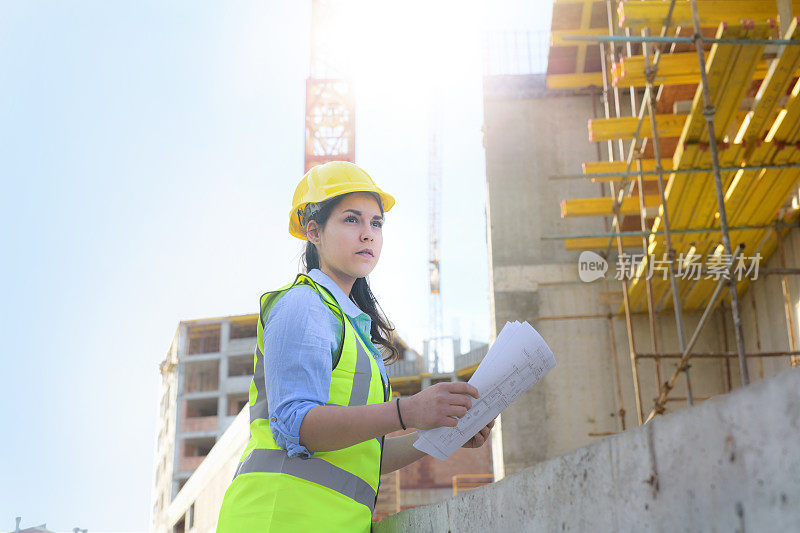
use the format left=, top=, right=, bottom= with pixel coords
left=307, top=268, right=366, bottom=319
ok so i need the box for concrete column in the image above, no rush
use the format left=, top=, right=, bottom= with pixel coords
left=218, top=355, right=229, bottom=421
left=219, top=320, right=231, bottom=353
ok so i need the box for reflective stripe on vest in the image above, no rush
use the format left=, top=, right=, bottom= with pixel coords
left=233, top=448, right=377, bottom=511
left=348, top=329, right=372, bottom=406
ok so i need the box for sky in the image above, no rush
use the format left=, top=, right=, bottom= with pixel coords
left=0, top=1, right=552, bottom=530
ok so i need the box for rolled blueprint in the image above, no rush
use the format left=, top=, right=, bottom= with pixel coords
left=413, top=321, right=556, bottom=460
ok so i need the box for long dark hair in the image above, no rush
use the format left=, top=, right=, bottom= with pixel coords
left=300, top=193, right=400, bottom=364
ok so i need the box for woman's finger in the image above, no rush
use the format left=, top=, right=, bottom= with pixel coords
left=448, top=393, right=473, bottom=410
left=447, top=405, right=468, bottom=418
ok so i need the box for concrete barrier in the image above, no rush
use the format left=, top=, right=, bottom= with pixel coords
left=374, top=368, right=800, bottom=532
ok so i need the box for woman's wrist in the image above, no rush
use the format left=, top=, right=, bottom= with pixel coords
left=395, top=398, right=407, bottom=430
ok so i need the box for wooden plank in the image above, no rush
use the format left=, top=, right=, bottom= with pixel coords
left=613, top=53, right=776, bottom=88
left=561, top=195, right=661, bottom=217
left=565, top=236, right=643, bottom=250
left=575, top=0, right=594, bottom=74
left=737, top=19, right=800, bottom=145
left=617, top=1, right=800, bottom=31
left=546, top=72, right=604, bottom=89
left=588, top=114, right=689, bottom=141
left=582, top=158, right=674, bottom=181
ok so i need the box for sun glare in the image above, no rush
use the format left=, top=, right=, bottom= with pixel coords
left=328, top=0, right=483, bottom=109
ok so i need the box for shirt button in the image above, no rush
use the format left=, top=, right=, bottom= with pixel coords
left=270, top=416, right=277, bottom=422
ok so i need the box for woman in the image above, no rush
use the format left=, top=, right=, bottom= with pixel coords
left=216, top=161, right=494, bottom=532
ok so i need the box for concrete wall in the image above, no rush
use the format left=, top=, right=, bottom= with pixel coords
left=482, top=74, right=798, bottom=479
left=374, top=368, right=800, bottom=532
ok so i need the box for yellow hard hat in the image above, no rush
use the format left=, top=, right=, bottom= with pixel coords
left=289, top=161, right=395, bottom=240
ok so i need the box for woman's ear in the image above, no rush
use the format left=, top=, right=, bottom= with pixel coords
left=306, top=220, right=321, bottom=245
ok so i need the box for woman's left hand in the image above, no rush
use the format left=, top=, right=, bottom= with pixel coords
left=461, top=418, right=495, bottom=448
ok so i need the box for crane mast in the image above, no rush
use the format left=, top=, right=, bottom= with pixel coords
left=428, top=107, right=443, bottom=373
left=305, top=0, right=355, bottom=172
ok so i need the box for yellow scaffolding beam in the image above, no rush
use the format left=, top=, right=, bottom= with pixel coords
left=561, top=195, right=661, bottom=217
left=618, top=0, right=800, bottom=31
left=612, top=53, right=779, bottom=88
left=583, top=159, right=674, bottom=181
left=566, top=236, right=644, bottom=250
left=589, top=114, right=689, bottom=141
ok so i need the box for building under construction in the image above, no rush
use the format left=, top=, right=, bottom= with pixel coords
left=474, top=0, right=800, bottom=480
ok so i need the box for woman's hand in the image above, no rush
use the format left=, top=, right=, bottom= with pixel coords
left=461, top=419, right=495, bottom=448
left=401, top=382, right=479, bottom=430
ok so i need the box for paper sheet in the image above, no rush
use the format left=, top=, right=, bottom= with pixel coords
left=412, top=321, right=556, bottom=460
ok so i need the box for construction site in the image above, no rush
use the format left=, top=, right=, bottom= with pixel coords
left=150, top=1, right=800, bottom=531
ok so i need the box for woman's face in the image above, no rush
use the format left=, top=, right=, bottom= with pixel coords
left=309, top=192, right=384, bottom=282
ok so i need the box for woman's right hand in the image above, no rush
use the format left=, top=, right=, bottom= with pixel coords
left=400, top=382, right=480, bottom=430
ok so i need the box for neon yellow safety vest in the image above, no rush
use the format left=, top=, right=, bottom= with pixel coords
left=216, top=274, right=392, bottom=532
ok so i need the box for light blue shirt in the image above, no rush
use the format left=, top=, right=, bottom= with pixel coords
left=264, top=268, right=388, bottom=458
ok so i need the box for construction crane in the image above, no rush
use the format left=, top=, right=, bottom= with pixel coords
left=428, top=103, right=444, bottom=373
left=305, top=0, right=355, bottom=172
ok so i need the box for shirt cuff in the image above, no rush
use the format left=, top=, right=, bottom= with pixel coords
left=270, top=400, right=321, bottom=459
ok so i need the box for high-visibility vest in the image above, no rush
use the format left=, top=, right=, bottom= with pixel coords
left=216, top=274, right=392, bottom=532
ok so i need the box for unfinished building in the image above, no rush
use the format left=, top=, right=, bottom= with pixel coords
left=150, top=315, right=259, bottom=532
left=482, top=0, right=800, bottom=481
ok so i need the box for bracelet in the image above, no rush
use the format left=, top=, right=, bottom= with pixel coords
left=395, top=397, right=407, bottom=430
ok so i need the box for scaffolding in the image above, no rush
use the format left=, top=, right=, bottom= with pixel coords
left=547, top=0, right=800, bottom=427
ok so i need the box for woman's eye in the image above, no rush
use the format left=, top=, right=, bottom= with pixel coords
left=345, top=216, right=357, bottom=223
left=372, top=221, right=383, bottom=228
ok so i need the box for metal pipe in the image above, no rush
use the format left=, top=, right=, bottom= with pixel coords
left=749, top=292, right=765, bottom=379
left=773, top=227, right=800, bottom=367
left=542, top=223, right=780, bottom=241
left=563, top=35, right=800, bottom=46
left=689, top=0, right=749, bottom=386
left=602, top=0, right=644, bottom=425
left=598, top=41, right=615, bottom=161
left=642, top=28, right=691, bottom=404
left=601, top=0, right=678, bottom=257
left=604, top=0, right=626, bottom=160
left=663, top=396, right=711, bottom=402
left=637, top=350, right=800, bottom=359
left=534, top=313, right=610, bottom=321
left=549, top=163, right=800, bottom=181
left=606, top=314, right=627, bottom=431
left=636, top=158, right=663, bottom=392
left=644, top=245, right=744, bottom=422
left=718, top=302, right=732, bottom=392
left=610, top=178, right=645, bottom=425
